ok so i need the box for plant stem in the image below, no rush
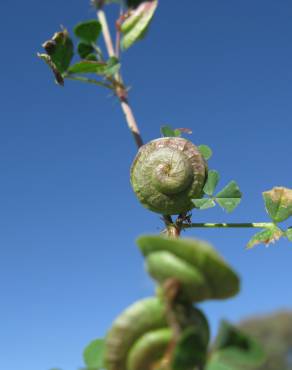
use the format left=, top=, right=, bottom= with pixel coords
left=97, top=9, right=144, bottom=148
left=98, top=9, right=116, bottom=58
left=119, top=96, right=144, bottom=147
left=182, top=222, right=274, bottom=229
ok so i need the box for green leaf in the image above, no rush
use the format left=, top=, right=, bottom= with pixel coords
left=172, top=327, right=208, bottom=370
left=215, top=181, right=242, bottom=213
left=176, top=128, right=193, bottom=135
left=67, top=57, right=120, bottom=76
left=203, top=170, right=220, bottom=196
left=216, top=198, right=241, bottom=213
left=37, top=53, right=64, bottom=86
left=68, top=61, right=107, bottom=74
left=208, top=321, right=265, bottom=369
left=213, top=321, right=253, bottom=352
left=121, top=1, right=158, bottom=50
left=160, top=125, right=181, bottom=138
left=198, top=145, right=213, bottom=160
left=247, top=224, right=283, bottom=249
left=86, top=53, right=98, bottom=61
left=74, top=20, right=101, bottom=44
left=263, top=187, right=292, bottom=223
left=286, top=227, right=292, bottom=242
left=126, top=0, right=145, bottom=8
left=77, top=42, right=95, bottom=59
left=216, top=181, right=241, bottom=199
left=173, top=129, right=182, bottom=137
left=39, top=29, right=74, bottom=85
left=192, top=198, right=216, bottom=210
left=42, top=29, right=74, bottom=73
left=83, top=338, right=105, bottom=369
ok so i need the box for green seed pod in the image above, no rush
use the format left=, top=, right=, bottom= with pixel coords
left=104, top=297, right=167, bottom=370
left=137, top=235, right=240, bottom=302
left=104, top=297, right=210, bottom=370
left=130, top=137, right=207, bottom=215
left=127, top=328, right=171, bottom=370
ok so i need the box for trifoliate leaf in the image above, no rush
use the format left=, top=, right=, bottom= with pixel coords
left=121, top=1, right=158, bottom=50
left=247, top=225, right=283, bottom=249
left=83, top=338, right=105, bottom=369
left=263, top=187, right=292, bottom=223
left=203, top=170, right=220, bottom=196
left=198, top=145, right=212, bottom=160
left=286, top=227, right=292, bottom=242
left=192, top=198, right=216, bottom=210
left=74, top=20, right=101, bottom=44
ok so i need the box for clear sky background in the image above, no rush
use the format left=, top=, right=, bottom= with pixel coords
left=0, top=1, right=292, bottom=370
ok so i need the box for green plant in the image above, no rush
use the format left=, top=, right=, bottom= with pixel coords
left=38, top=1, right=292, bottom=369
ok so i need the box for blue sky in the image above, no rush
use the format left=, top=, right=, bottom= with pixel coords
left=0, top=1, right=292, bottom=369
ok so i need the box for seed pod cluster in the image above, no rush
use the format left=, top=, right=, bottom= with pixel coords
left=104, top=236, right=240, bottom=370
left=104, top=297, right=209, bottom=370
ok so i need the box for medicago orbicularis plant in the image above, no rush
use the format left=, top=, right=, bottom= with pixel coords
left=38, top=1, right=292, bottom=369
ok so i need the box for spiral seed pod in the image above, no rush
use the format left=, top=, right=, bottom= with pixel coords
left=130, top=137, right=207, bottom=215
left=104, top=297, right=209, bottom=370
left=104, top=298, right=167, bottom=370
left=137, top=235, right=240, bottom=303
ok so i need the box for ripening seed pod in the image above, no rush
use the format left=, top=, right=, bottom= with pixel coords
left=130, top=137, right=208, bottom=215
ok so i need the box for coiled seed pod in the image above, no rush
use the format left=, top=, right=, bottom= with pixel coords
left=137, top=235, right=240, bottom=303
left=130, top=137, right=207, bottom=215
left=104, top=297, right=209, bottom=370
left=104, top=298, right=167, bottom=370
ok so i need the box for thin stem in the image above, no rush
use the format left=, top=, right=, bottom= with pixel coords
left=97, top=10, right=115, bottom=58
left=64, top=75, right=114, bottom=89
left=182, top=222, right=275, bottom=229
left=120, top=97, right=144, bottom=147
left=97, top=9, right=144, bottom=148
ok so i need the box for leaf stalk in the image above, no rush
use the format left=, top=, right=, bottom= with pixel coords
left=182, top=222, right=275, bottom=229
